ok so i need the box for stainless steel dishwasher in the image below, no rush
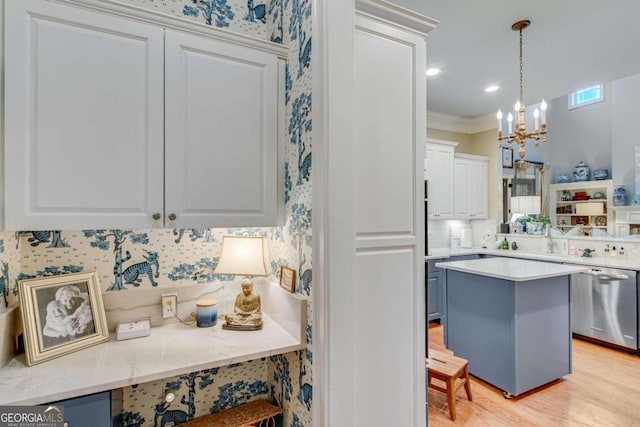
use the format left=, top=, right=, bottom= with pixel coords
left=570, top=266, right=637, bottom=351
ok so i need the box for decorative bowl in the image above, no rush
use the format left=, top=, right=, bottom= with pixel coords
left=592, top=169, right=608, bottom=180
left=592, top=191, right=605, bottom=199
left=557, top=174, right=570, bottom=183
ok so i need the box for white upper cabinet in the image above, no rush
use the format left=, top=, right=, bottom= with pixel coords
left=4, top=0, right=285, bottom=230
left=5, top=0, right=164, bottom=230
left=454, top=154, right=488, bottom=219
left=165, top=30, right=279, bottom=228
left=425, top=140, right=456, bottom=219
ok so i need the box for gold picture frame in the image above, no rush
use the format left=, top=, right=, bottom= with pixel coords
left=279, top=266, right=297, bottom=293
left=18, top=271, right=109, bottom=366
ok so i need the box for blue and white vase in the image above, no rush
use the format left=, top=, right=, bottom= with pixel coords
left=613, top=185, right=627, bottom=206
left=573, top=161, right=590, bottom=182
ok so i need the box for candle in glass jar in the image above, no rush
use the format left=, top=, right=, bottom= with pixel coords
left=196, top=299, right=218, bottom=327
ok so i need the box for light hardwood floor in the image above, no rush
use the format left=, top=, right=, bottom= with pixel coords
left=428, top=324, right=640, bottom=427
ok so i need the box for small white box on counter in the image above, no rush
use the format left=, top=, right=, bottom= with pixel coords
left=116, top=319, right=150, bottom=341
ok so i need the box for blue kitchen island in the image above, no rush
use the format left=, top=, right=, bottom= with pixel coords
left=435, top=257, right=587, bottom=398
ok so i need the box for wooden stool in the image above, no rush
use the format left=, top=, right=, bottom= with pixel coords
left=426, top=350, right=473, bottom=421
left=180, top=399, right=282, bottom=427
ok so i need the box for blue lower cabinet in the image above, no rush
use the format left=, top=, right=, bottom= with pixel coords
left=48, top=391, right=111, bottom=427
left=427, top=260, right=445, bottom=323
left=427, top=255, right=479, bottom=323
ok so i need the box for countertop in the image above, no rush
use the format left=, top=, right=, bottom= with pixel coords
left=435, top=257, right=588, bottom=282
left=0, top=313, right=304, bottom=405
left=426, top=247, right=640, bottom=271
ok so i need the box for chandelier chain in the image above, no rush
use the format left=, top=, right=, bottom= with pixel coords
left=519, top=27, right=524, bottom=104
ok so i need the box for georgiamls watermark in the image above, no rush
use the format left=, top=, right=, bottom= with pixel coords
left=0, top=405, right=64, bottom=427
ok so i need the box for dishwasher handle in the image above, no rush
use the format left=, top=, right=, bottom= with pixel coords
left=585, top=269, right=630, bottom=280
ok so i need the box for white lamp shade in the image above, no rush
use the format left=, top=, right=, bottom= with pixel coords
left=510, top=196, right=541, bottom=215
left=214, top=236, right=269, bottom=276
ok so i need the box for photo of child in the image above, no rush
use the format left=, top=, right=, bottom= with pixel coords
left=39, top=283, right=95, bottom=348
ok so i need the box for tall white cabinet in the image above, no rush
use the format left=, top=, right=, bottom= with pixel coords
left=4, top=0, right=286, bottom=230
left=352, top=2, right=435, bottom=426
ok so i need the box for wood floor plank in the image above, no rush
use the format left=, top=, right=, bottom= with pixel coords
left=428, top=324, right=640, bottom=426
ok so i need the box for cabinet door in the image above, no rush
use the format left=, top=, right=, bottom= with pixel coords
left=469, top=160, right=488, bottom=218
left=164, top=31, right=280, bottom=228
left=454, top=157, right=487, bottom=219
left=5, top=0, right=164, bottom=230
left=51, top=391, right=111, bottom=427
left=427, top=271, right=442, bottom=321
left=454, top=158, right=471, bottom=218
left=354, top=13, right=426, bottom=426
left=426, top=143, right=454, bottom=218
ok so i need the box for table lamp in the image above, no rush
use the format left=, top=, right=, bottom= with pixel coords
left=213, top=236, right=269, bottom=330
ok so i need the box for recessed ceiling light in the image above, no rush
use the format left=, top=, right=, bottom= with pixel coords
left=426, top=68, right=441, bottom=77
left=485, top=85, right=500, bottom=93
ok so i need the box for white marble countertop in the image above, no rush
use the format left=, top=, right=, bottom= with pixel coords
left=0, top=313, right=303, bottom=405
left=426, top=247, right=640, bottom=271
left=435, top=257, right=588, bottom=282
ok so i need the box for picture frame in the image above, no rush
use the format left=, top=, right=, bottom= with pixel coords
left=18, top=271, right=109, bottom=366
left=502, top=147, right=514, bottom=168
left=279, top=266, right=296, bottom=293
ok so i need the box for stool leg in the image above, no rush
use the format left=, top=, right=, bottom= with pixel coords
left=447, top=376, right=456, bottom=421
left=463, top=365, right=473, bottom=401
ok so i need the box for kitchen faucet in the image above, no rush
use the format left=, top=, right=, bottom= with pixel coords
left=545, top=224, right=556, bottom=254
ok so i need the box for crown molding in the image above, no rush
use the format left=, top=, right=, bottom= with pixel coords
left=355, top=0, right=438, bottom=36
left=427, top=110, right=497, bottom=134
left=47, top=0, right=289, bottom=59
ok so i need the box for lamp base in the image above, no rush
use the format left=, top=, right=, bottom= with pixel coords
left=222, top=322, right=263, bottom=331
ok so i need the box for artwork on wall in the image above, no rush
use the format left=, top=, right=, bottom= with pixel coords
left=18, top=271, right=108, bottom=366
left=279, top=266, right=296, bottom=293
left=502, top=147, right=514, bottom=168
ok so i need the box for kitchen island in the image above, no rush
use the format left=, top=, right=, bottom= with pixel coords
left=435, top=257, right=587, bottom=398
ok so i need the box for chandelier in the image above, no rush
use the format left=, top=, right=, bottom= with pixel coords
left=497, top=20, right=547, bottom=162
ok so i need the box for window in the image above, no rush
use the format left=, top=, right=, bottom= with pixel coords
left=568, top=84, right=603, bottom=109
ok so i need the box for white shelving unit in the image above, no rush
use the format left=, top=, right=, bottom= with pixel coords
left=612, top=206, right=640, bottom=236
left=549, top=180, right=614, bottom=235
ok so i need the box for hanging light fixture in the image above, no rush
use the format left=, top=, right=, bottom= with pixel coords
left=497, top=20, right=547, bottom=162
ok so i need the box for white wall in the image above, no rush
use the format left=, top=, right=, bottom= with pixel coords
left=612, top=73, right=640, bottom=196
left=538, top=84, right=613, bottom=182
left=535, top=73, right=640, bottom=198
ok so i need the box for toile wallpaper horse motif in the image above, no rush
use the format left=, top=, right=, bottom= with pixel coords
left=0, top=0, right=313, bottom=425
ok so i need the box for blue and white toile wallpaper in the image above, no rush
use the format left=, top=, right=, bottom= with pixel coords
left=0, top=0, right=312, bottom=425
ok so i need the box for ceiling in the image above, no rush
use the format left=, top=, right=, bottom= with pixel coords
left=392, top=0, right=640, bottom=119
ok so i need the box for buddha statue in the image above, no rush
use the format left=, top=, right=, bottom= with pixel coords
left=223, top=278, right=263, bottom=330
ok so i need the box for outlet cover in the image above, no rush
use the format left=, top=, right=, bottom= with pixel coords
left=161, top=293, right=178, bottom=319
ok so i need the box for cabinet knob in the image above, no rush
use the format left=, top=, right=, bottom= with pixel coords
left=152, top=213, right=161, bottom=220
left=168, top=213, right=177, bottom=221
